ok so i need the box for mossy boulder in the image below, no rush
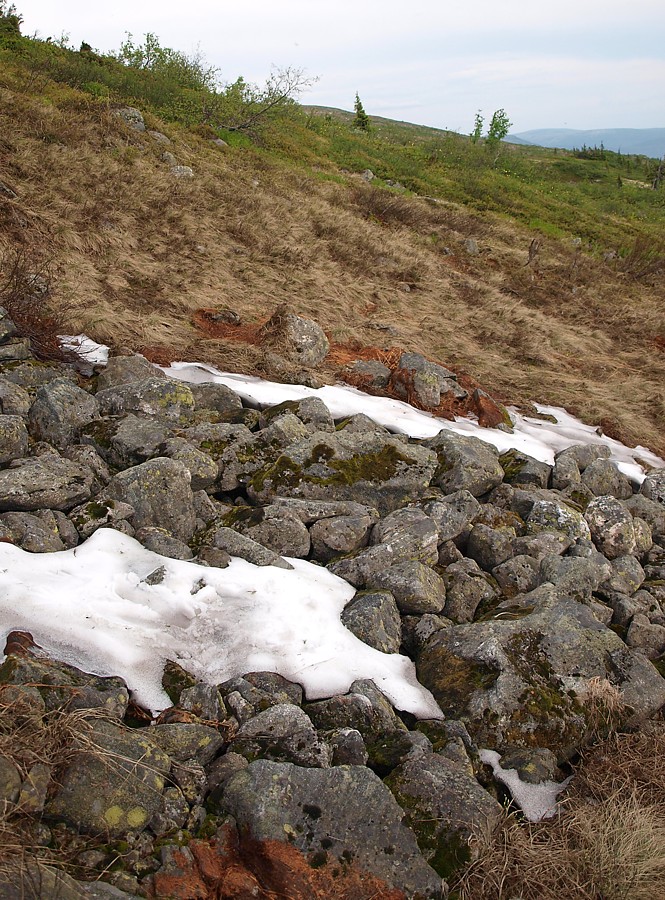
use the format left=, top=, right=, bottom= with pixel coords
left=46, top=719, right=171, bottom=837
left=417, top=596, right=665, bottom=761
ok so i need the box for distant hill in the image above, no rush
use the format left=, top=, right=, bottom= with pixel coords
left=507, top=128, right=665, bottom=158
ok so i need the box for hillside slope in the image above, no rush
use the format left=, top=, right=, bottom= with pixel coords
left=0, top=34, right=664, bottom=456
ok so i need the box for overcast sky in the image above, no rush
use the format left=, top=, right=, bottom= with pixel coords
left=18, top=0, right=665, bottom=133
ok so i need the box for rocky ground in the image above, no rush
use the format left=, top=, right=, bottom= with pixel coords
left=1, top=305, right=665, bottom=899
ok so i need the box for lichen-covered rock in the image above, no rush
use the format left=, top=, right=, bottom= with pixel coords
left=260, top=396, right=335, bottom=432
left=0, top=454, right=94, bottom=512
left=46, top=719, right=170, bottom=836
left=341, top=590, right=402, bottom=653
left=0, top=374, right=31, bottom=416
left=264, top=311, right=329, bottom=366
left=556, top=443, right=611, bottom=471
left=527, top=499, right=591, bottom=541
left=28, top=379, right=100, bottom=449
left=218, top=672, right=303, bottom=715
left=0, top=415, right=28, bottom=465
left=442, top=559, right=498, bottom=623
left=581, top=458, right=633, bottom=499
left=188, top=381, right=243, bottom=415
left=386, top=753, right=503, bottom=880
left=96, top=354, right=164, bottom=390
left=310, top=513, right=374, bottom=561
left=466, top=523, right=514, bottom=571
left=95, top=377, right=194, bottom=421
left=231, top=703, right=331, bottom=767
left=102, top=458, right=196, bottom=542
left=345, top=359, right=391, bottom=391
left=640, top=469, right=665, bottom=505
left=0, top=511, right=65, bottom=552
left=134, top=526, right=193, bottom=559
left=625, top=614, right=665, bottom=658
left=368, top=560, right=446, bottom=615
left=240, top=508, right=311, bottom=558
left=393, top=352, right=466, bottom=408
left=370, top=507, right=440, bottom=566
left=217, top=760, right=444, bottom=899
left=492, top=555, right=540, bottom=597
left=499, top=449, right=551, bottom=489
left=599, top=555, right=645, bottom=596
left=539, top=553, right=612, bottom=599
left=69, top=498, right=134, bottom=539
left=249, top=431, right=438, bottom=515
left=423, top=432, right=504, bottom=497
left=585, top=495, right=636, bottom=559
left=147, top=723, right=224, bottom=766
left=113, top=106, right=146, bottom=131
left=421, top=490, right=481, bottom=542
left=0, top=651, right=129, bottom=717
left=205, top=525, right=292, bottom=568
left=156, top=437, right=217, bottom=491
left=417, top=596, right=665, bottom=760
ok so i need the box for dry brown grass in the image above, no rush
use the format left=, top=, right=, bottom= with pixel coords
left=452, top=721, right=665, bottom=900
left=1, top=77, right=664, bottom=456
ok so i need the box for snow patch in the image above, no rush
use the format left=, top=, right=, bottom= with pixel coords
left=479, top=749, right=572, bottom=822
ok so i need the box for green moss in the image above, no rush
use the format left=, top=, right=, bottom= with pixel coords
left=161, top=659, right=196, bottom=705
left=252, top=442, right=416, bottom=494
left=499, top=449, right=527, bottom=481
left=81, top=417, right=119, bottom=450
left=416, top=647, right=499, bottom=717
left=220, top=505, right=265, bottom=529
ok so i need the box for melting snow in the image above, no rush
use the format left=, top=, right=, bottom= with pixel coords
left=479, top=749, right=573, bottom=821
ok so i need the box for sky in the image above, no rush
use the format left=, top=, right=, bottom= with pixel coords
left=17, top=1, right=665, bottom=133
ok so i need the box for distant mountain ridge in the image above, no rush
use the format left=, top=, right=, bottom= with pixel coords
left=508, top=128, right=665, bottom=158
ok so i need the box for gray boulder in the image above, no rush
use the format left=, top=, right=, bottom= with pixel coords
left=0, top=375, right=31, bottom=416
left=218, top=760, right=444, bottom=898
left=466, top=523, right=514, bottom=571
left=310, top=513, right=374, bottom=561
left=263, top=310, right=329, bottom=366
left=585, top=495, right=637, bottom=558
left=46, top=720, right=170, bottom=837
left=581, top=458, right=633, bottom=499
left=82, top=415, right=173, bottom=468
left=188, top=381, right=243, bottom=414
left=0, top=415, right=28, bottom=465
left=96, top=355, right=164, bottom=390
left=417, top=596, right=665, bottom=760
left=206, top=525, right=293, bottom=568
left=368, top=560, right=446, bottom=615
left=641, top=469, right=665, bottom=505
left=102, top=458, right=196, bottom=542
left=0, top=511, right=66, bottom=552
left=527, top=498, right=591, bottom=541
left=423, top=432, right=503, bottom=496
left=393, top=352, right=466, bottom=407
left=386, top=753, right=503, bottom=879
left=442, top=559, right=498, bottom=623
left=95, top=377, right=194, bottom=421
left=157, top=437, right=217, bottom=491
left=249, top=431, right=438, bottom=515
left=0, top=454, right=94, bottom=512
left=370, top=507, right=440, bottom=565
left=499, top=449, right=551, bottom=488
left=230, top=704, right=331, bottom=767
left=28, top=379, right=100, bottom=449
left=341, top=590, right=402, bottom=653
left=421, top=490, right=481, bottom=542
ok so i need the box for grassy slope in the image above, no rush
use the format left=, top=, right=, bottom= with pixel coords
left=1, top=34, right=664, bottom=456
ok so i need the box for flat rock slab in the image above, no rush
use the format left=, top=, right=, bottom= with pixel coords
left=218, top=759, right=444, bottom=899
left=0, top=455, right=93, bottom=512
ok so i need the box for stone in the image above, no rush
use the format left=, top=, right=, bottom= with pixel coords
left=263, top=309, right=329, bottom=366
left=18, top=762, right=51, bottom=814
left=260, top=397, right=335, bottom=432
left=0, top=454, right=94, bottom=512
left=188, top=381, right=243, bottom=415
left=157, top=437, right=218, bottom=491
left=442, top=559, right=498, bottom=623
left=178, top=683, right=227, bottom=722
left=370, top=506, right=440, bottom=565
left=527, top=499, right=591, bottom=541
left=0, top=511, right=65, bottom=552
left=217, top=760, right=444, bottom=898
left=581, top=458, right=633, bottom=499
left=423, top=432, right=504, bottom=497
left=0, top=755, right=21, bottom=811
left=341, top=591, right=402, bottom=653
left=336, top=412, right=391, bottom=434
left=240, top=508, right=311, bottom=558
left=231, top=704, right=331, bottom=767
left=555, top=444, right=611, bottom=472
left=466, top=523, right=514, bottom=571
left=0, top=337, right=31, bottom=361
left=0, top=415, right=28, bottom=465
left=218, top=672, right=303, bottom=715
left=149, top=785, right=189, bottom=835
left=345, top=359, right=391, bottom=391
left=103, top=458, right=196, bottom=543
left=417, top=596, right=665, bottom=760
left=171, top=165, right=194, bottom=178
left=147, top=723, right=224, bottom=766
left=0, top=375, right=31, bottom=416
left=95, top=377, right=195, bottom=421
left=640, top=470, right=665, bottom=505
left=499, top=449, right=551, bottom=489
left=421, top=491, right=481, bottom=542
left=114, top=107, right=146, bottom=131
left=96, top=355, right=164, bottom=391
left=134, top=526, right=194, bottom=559
left=249, top=431, right=438, bottom=515
left=386, top=753, right=503, bottom=879
left=392, top=352, right=466, bottom=408
left=69, top=498, right=134, bottom=540
left=28, top=379, right=100, bottom=449
left=207, top=525, right=292, bottom=568
left=539, top=553, right=612, bottom=599
left=585, top=496, right=637, bottom=559
left=492, top=555, right=540, bottom=598
left=326, top=728, right=369, bottom=765
left=310, top=513, right=374, bottom=562
left=46, top=719, right=170, bottom=837
left=368, top=561, right=446, bottom=615
left=625, top=614, right=665, bottom=658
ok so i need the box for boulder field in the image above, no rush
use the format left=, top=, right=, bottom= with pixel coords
left=1, top=311, right=664, bottom=898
